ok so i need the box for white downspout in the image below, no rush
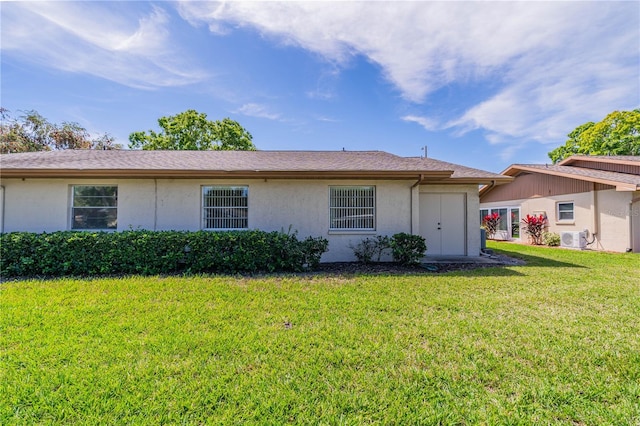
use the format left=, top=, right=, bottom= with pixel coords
left=154, top=178, right=158, bottom=231
left=410, top=175, right=424, bottom=234
left=0, top=185, right=4, bottom=234
left=630, top=196, right=640, bottom=252
left=591, top=184, right=599, bottom=248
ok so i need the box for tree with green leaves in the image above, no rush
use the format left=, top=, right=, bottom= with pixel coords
left=128, top=110, right=255, bottom=151
left=0, top=108, right=120, bottom=154
left=548, top=109, right=640, bottom=163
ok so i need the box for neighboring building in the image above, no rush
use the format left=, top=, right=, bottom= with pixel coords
left=479, top=155, right=640, bottom=253
left=0, top=150, right=510, bottom=262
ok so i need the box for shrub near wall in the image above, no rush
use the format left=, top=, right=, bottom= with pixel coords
left=0, top=230, right=328, bottom=278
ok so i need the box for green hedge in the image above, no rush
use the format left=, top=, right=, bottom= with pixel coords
left=389, top=233, right=427, bottom=265
left=0, top=230, right=329, bottom=278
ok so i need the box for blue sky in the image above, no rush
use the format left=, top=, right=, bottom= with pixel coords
left=2, top=1, right=638, bottom=173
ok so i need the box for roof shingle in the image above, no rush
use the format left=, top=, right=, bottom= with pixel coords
left=509, top=164, right=640, bottom=187
left=559, top=155, right=640, bottom=166
left=0, top=150, right=509, bottom=183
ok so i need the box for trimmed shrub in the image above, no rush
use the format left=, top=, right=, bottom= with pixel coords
left=300, top=236, right=330, bottom=269
left=349, top=235, right=391, bottom=264
left=390, top=233, right=427, bottom=266
left=0, top=230, right=329, bottom=278
left=349, top=238, right=376, bottom=264
left=542, top=232, right=561, bottom=247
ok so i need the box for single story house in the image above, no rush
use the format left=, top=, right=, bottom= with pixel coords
left=479, top=155, right=640, bottom=253
left=0, top=149, right=511, bottom=262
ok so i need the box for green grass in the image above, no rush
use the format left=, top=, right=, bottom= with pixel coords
left=1, top=242, right=639, bottom=425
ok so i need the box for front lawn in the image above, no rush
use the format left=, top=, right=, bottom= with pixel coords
left=1, top=243, right=639, bottom=424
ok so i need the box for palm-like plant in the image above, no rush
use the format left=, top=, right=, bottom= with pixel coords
left=482, top=212, right=501, bottom=239
left=521, top=214, right=548, bottom=245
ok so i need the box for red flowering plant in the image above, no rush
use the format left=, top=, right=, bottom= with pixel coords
left=521, top=214, right=548, bottom=245
left=482, top=212, right=501, bottom=239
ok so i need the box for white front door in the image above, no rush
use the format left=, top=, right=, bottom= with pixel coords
left=419, top=193, right=466, bottom=256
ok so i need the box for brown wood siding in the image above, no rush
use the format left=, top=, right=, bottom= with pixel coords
left=571, top=160, right=640, bottom=175
left=481, top=172, right=615, bottom=203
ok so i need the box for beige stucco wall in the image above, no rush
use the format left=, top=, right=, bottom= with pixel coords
left=480, top=189, right=634, bottom=253
left=1, top=178, right=419, bottom=262
left=596, top=189, right=635, bottom=253
left=1, top=177, right=484, bottom=261
left=2, top=179, right=74, bottom=232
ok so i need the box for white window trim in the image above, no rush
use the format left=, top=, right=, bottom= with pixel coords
left=480, top=206, right=521, bottom=240
left=556, top=201, right=575, bottom=224
left=70, top=185, right=118, bottom=231
left=510, top=207, right=521, bottom=240
left=329, top=186, right=376, bottom=232
left=201, top=185, right=249, bottom=230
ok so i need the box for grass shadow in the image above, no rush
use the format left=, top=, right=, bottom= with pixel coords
left=453, top=266, right=526, bottom=277
left=429, top=253, right=588, bottom=278
left=488, top=245, right=588, bottom=269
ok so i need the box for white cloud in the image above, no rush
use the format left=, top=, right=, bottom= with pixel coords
left=235, top=103, right=281, bottom=120
left=401, top=115, right=439, bottom=132
left=305, top=67, right=341, bottom=100
left=178, top=1, right=639, bottom=148
left=1, top=2, right=206, bottom=88
left=314, top=115, right=340, bottom=123
left=5, top=0, right=636, bottom=156
left=177, top=2, right=583, bottom=102
left=451, top=39, right=639, bottom=145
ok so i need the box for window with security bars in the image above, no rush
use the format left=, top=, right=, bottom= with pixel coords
left=202, top=186, right=248, bottom=229
left=329, top=186, right=375, bottom=230
left=71, top=185, right=117, bottom=230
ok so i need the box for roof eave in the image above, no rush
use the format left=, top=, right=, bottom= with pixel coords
left=446, top=176, right=513, bottom=186
left=478, top=176, right=515, bottom=196
left=501, top=165, right=639, bottom=191
left=559, top=155, right=640, bottom=167
left=0, top=169, right=455, bottom=180
left=615, top=184, right=640, bottom=192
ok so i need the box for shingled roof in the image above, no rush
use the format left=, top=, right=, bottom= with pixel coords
left=0, top=150, right=510, bottom=184
left=558, top=155, right=640, bottom=167
left=480, top=155, right=640, bottom=195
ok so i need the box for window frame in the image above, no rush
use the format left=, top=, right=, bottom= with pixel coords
left=556, top=201, right=574, bottom=222
left=479, top=206, right=521, bottom=240
left=329, top=185, right=376, bottom=232
left=510, top=207, right=521, bottom=239
left=479, top=209, right=489, bottom=226
left=70, top=185, right=118, bottom=231
left=201, top=185, right=249, bottom=230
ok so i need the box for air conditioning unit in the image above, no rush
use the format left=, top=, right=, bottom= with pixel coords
left=560, top=231, right=587, bottom=249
